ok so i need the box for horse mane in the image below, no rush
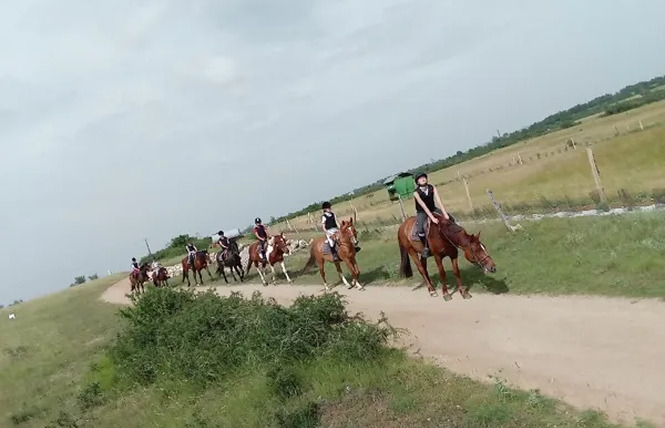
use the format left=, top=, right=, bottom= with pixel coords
left=431, top=212, right=476, bottom=247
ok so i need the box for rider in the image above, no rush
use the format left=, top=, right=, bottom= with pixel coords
left=185, top=241, right=198, bottom=268
left=321, top=202, right=341, bottom=261
left=253, top=218, right=270, bottom=262
left=413, top=172, right=450, bottom=258
left=216, top=230, right=229, bottom=259
left=131, top=258, right=140, bottom=279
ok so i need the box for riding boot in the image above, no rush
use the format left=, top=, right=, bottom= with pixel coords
left=331, top=245, right=340, bottom=262
left=419, top=235, right=431, bottom=258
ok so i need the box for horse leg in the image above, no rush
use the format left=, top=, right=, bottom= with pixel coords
left=335, top=261, right=352, bottom=288
left=269, top=264, right=278, bottom=285
left=198, top=269, right=204, bottom=285
left=221, top=265, right=229, bottom=284
left=349, top=259, right=364, bottom=290
left=256, top=263, right=268, bottom=286
left=280, top=261, right=293, bottom=284
left=407, top=247, right=437, bottom=297
left=433, top=254, right=452, bottom=301
left=206, top=266, right=213, bottom=280
left=318, top=259, right=330, bottom=290
left=342, top=259, right=358, bottom=290
left=183, top=269, right=191, bottom=287
left=451, top=257, right=472, bottom=299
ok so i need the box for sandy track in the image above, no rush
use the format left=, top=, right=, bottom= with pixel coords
left=102, top=278, right=665, bottom=426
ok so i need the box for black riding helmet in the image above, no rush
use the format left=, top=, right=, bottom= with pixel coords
left=217, top=230, right=224, bottom=236
left=255, top=217, right=262, bottom=224
left=132, top=257, right=136, bottom=262
left=415, top=172, right=428, bottom=182
left=322, top=201, right=331, bottom=209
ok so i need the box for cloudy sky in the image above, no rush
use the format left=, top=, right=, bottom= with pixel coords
left=1, top=0, right=664, bottom=304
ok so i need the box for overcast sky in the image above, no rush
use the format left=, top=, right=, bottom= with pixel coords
left=1, top=0, right=664, bottom=304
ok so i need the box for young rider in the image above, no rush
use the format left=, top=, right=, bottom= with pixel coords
left=131, top=258, right=140, bottom=279
left=185, top=241, right=198, bottom=268
left=216, top=230, right=229, bottom=260
left=413, top=172, right=450, bottom=258
left=321, top=202, right=341, bottom=261
left=253, top=218, right=270, bottom=262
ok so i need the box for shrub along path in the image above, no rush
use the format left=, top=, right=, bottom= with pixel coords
left=103, top=278, right=665, bottom=426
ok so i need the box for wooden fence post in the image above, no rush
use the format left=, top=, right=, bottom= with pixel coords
left=397, top=194, right=407, bottom=222
left=517, top=152, right=523, bottom=164
left=285, top=218, right=303, bottom=240
left=486, top=189, right=520, bottom=232
left=639, top=120, right=644, bottom=131
left=349, top=201, right=359, bottom=222
left=586, top=147, right=607, bottom=203
left=463, top=178, right=473, bottom=211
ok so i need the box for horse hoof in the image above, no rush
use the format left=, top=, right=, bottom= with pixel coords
left=429, top=291, right=438, bottom=297
left=462, top=291, right=473, bottom=300
left=443, top=293, right=453, bottom=302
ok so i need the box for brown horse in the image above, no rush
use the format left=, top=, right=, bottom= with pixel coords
left=129, top=263, right=150, bottom=294
left=246, top=233, right=292, bottom=286
left=397, top=213, right=496, bottom=300
left=181, top=250, right=213, bottom=286
left=301, top=218, right=363, bottom=291
left=152, top=266, right=169, bottom=288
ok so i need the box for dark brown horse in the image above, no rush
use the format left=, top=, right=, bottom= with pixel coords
left=301, top=218, right=363, bottom=291
left=181, top=250, right=213, bottom=286
left=152, top=266, right=169, bottom=288
left=129, top=263, right=150, bottom=294
left=397, top=213, right=496, bottom=300
left=246, top=233, right=292, bottom=285
left=215, top=238, right=244, bottom=284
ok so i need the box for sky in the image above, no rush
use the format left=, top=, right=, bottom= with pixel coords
left=1, top=0, right=664, bottom=304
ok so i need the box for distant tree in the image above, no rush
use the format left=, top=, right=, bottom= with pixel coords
left=88, top=274, right=99, bottom=281
left=74, top=275, right=87, bottom=285
left=0, top=304, right=4, bottom=309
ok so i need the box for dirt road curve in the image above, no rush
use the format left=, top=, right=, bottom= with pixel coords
left=102, top=279, right=665, bottom=426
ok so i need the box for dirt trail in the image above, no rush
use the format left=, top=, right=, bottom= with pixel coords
left=102, top=279, right=665, bottom=426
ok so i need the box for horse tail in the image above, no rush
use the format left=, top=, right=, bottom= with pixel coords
left=301, top=247, right=317, bottom=275
left=399, top=241, right=413, bottom=278
left=245, top=251, right=252, bottom=275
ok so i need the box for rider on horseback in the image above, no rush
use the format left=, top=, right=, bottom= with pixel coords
left=321, top=202, right=341, bottom=262
left=216, top=230, right=229, bottom=260
left=253, top=218, right=269, bottom=262
left=186, top=241, right=198, bottom=268
left=131, top=258, right=140, bottom=279
left=413, top=172, right=450, bottom=258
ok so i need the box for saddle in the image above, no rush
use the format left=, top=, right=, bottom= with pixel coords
left=409, top=215, right=462, bottom=242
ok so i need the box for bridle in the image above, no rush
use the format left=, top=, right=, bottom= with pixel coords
left=435, top=222, right=491, bottom=270
left=338, top=225, right=358, bottom=249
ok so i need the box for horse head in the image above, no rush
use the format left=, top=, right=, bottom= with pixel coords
left=340, top=217, right=358, bottom=247
left=273, top=233, right=291, bottom=255
left=462, top=231, right=497, bottom=274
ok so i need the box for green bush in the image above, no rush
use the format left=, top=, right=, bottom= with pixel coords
left=110, top=288, right=392, bottom=387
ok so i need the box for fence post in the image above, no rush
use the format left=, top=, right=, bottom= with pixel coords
left=517, top=152, right=523, bottom=164
left=463, top=178, right=473, bottom=211
left=286, top=218, right=303, bottom=240
left=639, top=120, right=644, bottom=131
left=486, top=189, right=520, bottom=232
left=397, top=194, right=407, bottom=222
left=349, top=201, right=359, bottom=222
left=586, top=147, right=607, bottom=203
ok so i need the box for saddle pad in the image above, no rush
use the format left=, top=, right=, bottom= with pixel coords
left=322, top=242, right=332, bottom=255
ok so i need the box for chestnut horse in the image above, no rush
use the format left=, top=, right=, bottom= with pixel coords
left=246, top=233, right=292, bottom=286
left=129, top=263, right=151, bottom=294
left=301, top=218, right=363, bottom=291
left=152, top=266, right=169, bottom=288
left=215, top=238, right=244, bottom=284
left=397, top=213, right=496, bottom=300
left=181, top=250, right=213, bottom=286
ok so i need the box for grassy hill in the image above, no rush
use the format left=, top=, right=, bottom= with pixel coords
left=0, top=277, right=644, bottom=428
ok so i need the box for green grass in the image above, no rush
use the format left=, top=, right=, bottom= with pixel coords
left=229, top=212, right=665, bottom=299
left=0, top=274, right=125, bottom=428
left=0, top=272, right=643, bottom=428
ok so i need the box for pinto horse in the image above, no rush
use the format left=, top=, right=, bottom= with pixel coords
left=215, top=238, right=244, bottom=284
left=301, top=218, right=363, bottom=291
left=246, top=233, right=292, bottom=286
left=397, top=213, right=496, bottom=300
left=152, top=266, right=169, bottom=288
left=181, top=250, right=213, bottom=286
left=129, top=263, right=150, bottom=294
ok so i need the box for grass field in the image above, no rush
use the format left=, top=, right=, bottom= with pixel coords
left=0, top=276, right=649, bottom=428
left=271, top=100, right=665, bottom=231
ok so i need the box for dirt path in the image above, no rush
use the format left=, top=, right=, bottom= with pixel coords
left=102, top=278, right=665, bottom=426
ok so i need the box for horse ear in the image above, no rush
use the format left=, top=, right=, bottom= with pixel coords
left=349, top=217, right=353, bottom=224
left=477, top=231, right=481, bottom=240
left=341, top=220, right=347, bottom=227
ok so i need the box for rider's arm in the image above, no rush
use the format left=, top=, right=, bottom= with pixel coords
left=321, top=216, right=327, bottom=233
left=432, top=187, right=450, bottom=220
left=414, top=191, right=436, bottom=220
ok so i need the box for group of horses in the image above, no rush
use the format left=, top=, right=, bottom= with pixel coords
left=128, top=213, right=497, bottom=302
